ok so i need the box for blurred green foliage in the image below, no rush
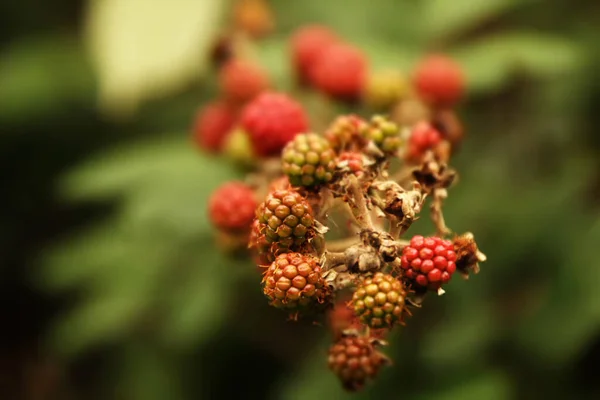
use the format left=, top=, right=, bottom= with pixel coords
left=1, top=0, right=600, bottom=399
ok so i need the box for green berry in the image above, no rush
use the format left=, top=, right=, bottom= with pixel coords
left=360, top=115, right=403, bottom=155
left=352, top=272, right=407, bottom=329
left=282, top=133, right=337, bottom=188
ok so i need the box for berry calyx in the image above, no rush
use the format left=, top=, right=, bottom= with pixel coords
left=219, top=58, right=270, bottom=105
left=262, top=252, right=331, bottom=310
left=255, top=189, right=314, bottom=249
left=400, top=235, right=457, bottom=291
left=406, top=121, right=442, bottom=162
left=208, top=182, right=258, bottom=233
left=290, top=25, right=339, bottom=85
left=360, top=115, right=403, bottom=155
left=282, top=133, right=337, bottom=188
left=328, top=332, right=390, bottom=391
left=325, top=114, right=368, bottom=152
left=413, top=54, right=465, bottom=107
left=240, top=92, right=309, bottom=157
left=192, top=101, right=236, bottom=153
left=352, top=272, right=407, bottom=329
left=310, top=43, right=367, bottom=101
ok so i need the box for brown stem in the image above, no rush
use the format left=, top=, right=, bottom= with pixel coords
left=347, top=174, right=374, bottom=230
left=326, top=236, right=360, bottom=252
left=430, top=188, right=451, bottom=237
left=322, top=251, right=347, bottom=271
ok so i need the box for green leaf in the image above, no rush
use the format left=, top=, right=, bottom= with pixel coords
left=59, top=137, right=240, bottom=201
left=422, top=0, right=520, bottom=42
left=452, top=32, right=583, bottom=93
left=49, top=289, right=149, bottom=356
left=414, top=372, right=513, bottom=400
left=0, top=36, right=94, bottom=122
left=85, top=0, right=226, bottom=117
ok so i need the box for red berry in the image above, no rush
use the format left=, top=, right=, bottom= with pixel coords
left=290, top=25, right=339, bottom=85
left=309, top=43, right=367, bottom=101
left=240, top=92, right=309, bottom=157
left=406, top=121, right=442, bottom=162
left=219, top=58, right=269, bottom=105
left=400, top=235, right=457, bottom=291
left=413, top=54, right=465, bottom=106
left=192, top=101, right=236, bottom=152
left=208, top=182, right=258, bottom=233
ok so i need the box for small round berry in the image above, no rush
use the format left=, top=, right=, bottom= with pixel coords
left=262, top=252, right=331, bottom=310
left=325, top=114, right=368, bottom=152
left=290, top=25, right=339, bottom=85
left=282, top=133, right=336, bottom=188
left=191, top=101, right=236, bottom=153
left=255, top=189, right=314, bottom=249
left=337, top=151, right=366, bottom=177
left=400, top=235, right=457, bottom=290
left=413, top=54, right=465, bottom=106
left=328, top=333, right=390, bottom=391
left=352, top=272, right=407, bottom=329
left=363, top=69, right=408, bottom=110
left=219, top=58, right=270, bottom=105
left=309, top=43, right=367, bottom=101
left=406, top=121, right=442, bottom=162
left=360, top=115, right=403, bottom=155
left=241, top=92, right=309, bottom=157
left=208, top=182, right=257, bottom=233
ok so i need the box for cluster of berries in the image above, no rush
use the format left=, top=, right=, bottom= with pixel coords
left=202, top=22, right=486, bottom=392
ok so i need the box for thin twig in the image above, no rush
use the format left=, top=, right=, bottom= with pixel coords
left=430, top=188, right=451, bottom=237
left=347, top=174, right=375, bottom=230
left=322, top=251, right=348, bottom=271
left=326, top=236, right=360, bottom=252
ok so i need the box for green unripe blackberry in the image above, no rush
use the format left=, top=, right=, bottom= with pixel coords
left=360, top=115, right=403, bottom=154
left=352, top=272, right=407, bottom=329
left=282, top=133, right=337, bottom=188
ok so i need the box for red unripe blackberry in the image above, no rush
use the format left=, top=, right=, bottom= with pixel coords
left=325, top=114, right=368, bottom=152
left=337, top=151, right=365, bottom=177
left=219, top=58, right=269, bottom=105
left=208, top=182, right=257, bottom=233
left=413, top=54, right=465, bottom=106
left=352, top=272, right=407, bottom=329
left=328, top=333, right=390, bottom=391
left=240, top=92, right=309, bottom=157
left=406, top=121, right=442, bottom=162
left=255, top=189, right=314, bottom=249
left=262, top=252, right=331, bottom=310
left=192, top=101, right=236, bottom=153
left=290, top=25, right=339, bottom=85
left=309, top=43, right=368, bottom=101
left=400, top=235, right=457, bottom=290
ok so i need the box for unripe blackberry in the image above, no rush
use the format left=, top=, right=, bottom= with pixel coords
left=192, top=101, right=236, bottom=153
left=219, top=58, right=270, bottom=105
left=255, top=189, right=314, bottom=249
left=208, top=182, right=257, bottom=233
left=262, top=252, right=331, bottom=310
left=406, top=121, right=442, bottom=163
left=282, top=133, right=336, bottom=188
left=414, top=54, right=465, bottom=106
left=328, top=333, right=390, bottom=391
left=337, top=151, right=366, bottom=177
left=240, top=92, right=309, bottom=157
left=364, top=69, right=408, bottom=110
left=360, top=115, right=403, bottom=155
left=291, top=25, right=339, bottom=85
left=400, top=235, right=457, bottom=291
left=309, top=43, right=367, bottom=101
left=325, top=114, right=368, bottom=152
left=352, top=272, right=407, bottom=329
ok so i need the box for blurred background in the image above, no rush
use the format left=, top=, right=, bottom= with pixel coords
left=1, top=0, right=600, bottom=398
